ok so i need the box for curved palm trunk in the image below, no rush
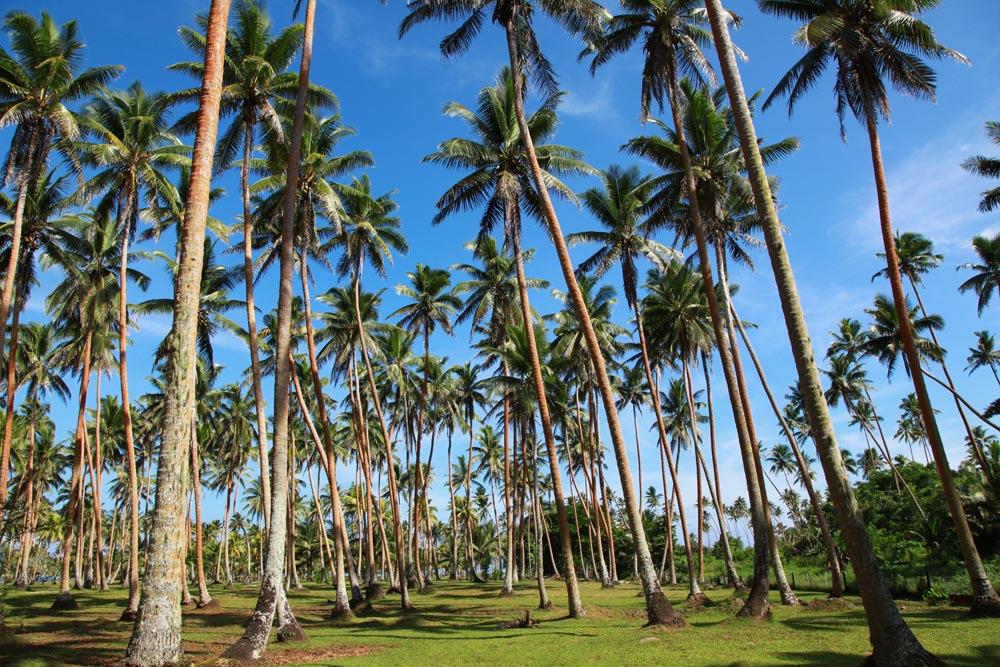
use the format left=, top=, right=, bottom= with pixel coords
left=511, top=221, right=583, bottom=615
left=353, top=275, right=411, bottom=610
left=1, top=302, right=23, bottom=513
left=502, top=20, right=680, bottom=627
left=223, top=0, right=317, bottom=658
left=121, top=4, right=232, bottom=646
left=52, top=329, right=92, bottom=611
left=863, top=112, right=1000, bottom=616
left=702, top=3, right=947, bottom=662
left=300, top=261, right=352, bottom=616
left=0, top=130, right=38, bottom=502
left=190, top=423, right=215, bottom=608
left=660, top=75, right=771, bottom=619
left=716, top=251, right=798, bottom=607
left=242, top=115, right=272, bottom=533
left=637, top=309, right=700, bottom=598
left=701, top=360, right=743, bottom=589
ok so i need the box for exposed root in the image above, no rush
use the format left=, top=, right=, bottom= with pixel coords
left=119, top=609, right=137, bottom=622
left=968, top=595, right=1000, bottom=618
left=276, top=621, right=307, bottom=643
left=644, top=590, right=687, bottom=628
left=495, top=609, right=539, bottom=630
left=498, top=587, right=515, bottom=598
left=196, top=598, right=222, bottom=612
left=365, top=583, right=385, bottom=601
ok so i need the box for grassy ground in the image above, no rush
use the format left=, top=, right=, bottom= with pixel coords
left=1, top=579, right=997, bottom=666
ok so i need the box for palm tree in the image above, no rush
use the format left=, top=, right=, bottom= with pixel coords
left=125, top=0, right=233, bottom=662
left=966, top=330, right=1000, bottom=387
left=762, top=0, right=999, bottom=618
left=392, top=264, right=460, bottom=591
left=589, top=0, right=779, bottom=619
left=959, top=233, right=1000, bottom=316
left=331, top=174, right=411, bottom=608
left=402, top=0, right=688, bottom=627
left=0, top=10, right=122, bottom=396
left=425, top=68, right=588, bottom=611
left=962, top=120, right=1000, bottom=214
left=170, top=0, right=331, bottom=527
left=76, top=80, right=187, bottom=620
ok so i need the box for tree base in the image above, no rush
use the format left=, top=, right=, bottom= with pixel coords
left=277, top=621, right=307, bottom=642
left=777, top=582, right=800, bottom=606
left=418, top=586, right=432, bottom=595
left=736, top=594, right=772, bottom=621
left=119, top=608, right=137, bottom=622
left=196, top=598, right=222, bottom=611
left=329, top=604, right=353, bottom=623
left=686, top=592, right=712, bottom=607
left=50, top=592, right=78, bottom=611
left=349, top=598, right=372, bottom=613
left=644, top=590, right=686, bottom=629
left=862, top=647, right=946, bottom=667
left=538, top=601, right=554, bottom=611
left=969, top=595, right=1000, bottom=618
left=601, top=580, right=614, bottom=590
left=365, top=583, right=386, bottom=601
left=498, top=587, right=515, bottom=598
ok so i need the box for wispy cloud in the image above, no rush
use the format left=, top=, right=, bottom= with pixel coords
left=844, top=98, right=1000, bottom=255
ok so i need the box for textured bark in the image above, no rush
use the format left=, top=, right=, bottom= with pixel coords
left=190, top=426, right=214, bottom=608
left=122, top=1, right=231, bottom=663
left=224, top=0, right=315, bottom=655
left=500, top=371, right=515, bottom=597
left=864, top=112, right=1000, bottom=617
left=702, top=2, right=943, bottom=662
left=1, top=303, right=22, bottom=514
left=502, top=18, right=680, bottom=627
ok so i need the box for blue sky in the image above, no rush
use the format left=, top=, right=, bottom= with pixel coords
left=5, top=0, right=1000, bottom=532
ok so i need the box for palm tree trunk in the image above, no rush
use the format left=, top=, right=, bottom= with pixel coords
left=500, top=364, right=516, bottom=596
left=242, top=115, right=272, bottom=534
left=52, top=329, right=92, bottom=612
left=863, top=111, right=1000, bottom=616
left=716, top=250, right=798, bottom=607
left=731, top=304, right=844, bottom=597
left=0, top=129, right=38, bottom=486
left=93, top=376, right=107, bottom=591
left=15, top=414, right=36, bottom=590
left=190, top=422, right=215, bottom=609
left=1, top=301, right=23, bottom=511
left=299, top=260, right=351, bottom=616
left=921, top=370, right=1000, bottom=433
left=352, top=275, right=411, bottom=609
left=500, top=16, right=679, bottom=626
left=221, top=0, right=315, bottom=653
left=447, top=430, right=459, bottom=580
left=659, top=72, right=770, bottom=618
left=701, top=3, right=948, bottom=661
left=511, top=221, right=582, bottom=614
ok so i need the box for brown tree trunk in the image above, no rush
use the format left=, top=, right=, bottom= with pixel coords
left=123, top=1, right=231, bottom=662
left=864, top=112, right=1000, bottom=617
left=190, top=423, right=215, bottom=608
left=702, top=3, right=946, bottom=662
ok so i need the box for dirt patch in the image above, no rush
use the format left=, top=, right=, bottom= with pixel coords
left=263, top=644, right=386, bottom=664
left=803, top=598, right=857, bottom=612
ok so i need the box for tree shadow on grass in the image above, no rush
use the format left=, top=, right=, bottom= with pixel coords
left=777, top=644, right=1000, bottom=667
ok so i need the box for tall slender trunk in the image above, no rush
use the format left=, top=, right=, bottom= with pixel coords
left=511, top=220, right=582, bottom=614
left=115, top=0, right=253, bottom=660
left=732, top=305, right=843, bottom=597
left=863, top=112, right=1000, bottom=616
left=242, top=115, right=272, bottom=533
left=352, top=274, right=411, bottom=609
left=15, top=411, right=37, bottom=589
left=190, top=422, right=215, bottom=608
left=1, top=301, right=23, bottom=511
left=93, top=375, right=107, bottom=591
left=702, top=4, right=947, bottom=662
left=52, top=329, right=92, bottom=611
left=225, top=0, right=322, bottom=648
left=299, top=259, right=351, bottom=616
left=0, top=127, right=37, bottom=506
left=500, top=365, right=516, bottom=596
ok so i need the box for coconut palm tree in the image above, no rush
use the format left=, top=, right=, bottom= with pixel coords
left=962, top=120, right=1000, bottom=214
left=761, top=0, right=999, bottom=618
left=75, top=80, right=187, bottom=620
left=959, top=233, right=1000, bottom=316
left=589, top=0, right=777, bottom=617
left=331, top=174, right=412, bottom=607
left=0, top=10, right=122, bottom=400
left=125, top=1, right=232, bottom=662
left=966, top=331, right=1000, bottom=387
left=401, top=0, right=685, bottom=626
left=425, top=68, right=589, bottom=611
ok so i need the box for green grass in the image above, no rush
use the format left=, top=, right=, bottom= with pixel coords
left=1, top=579, right=997, bottom=666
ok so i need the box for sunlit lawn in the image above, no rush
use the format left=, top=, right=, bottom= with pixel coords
left=2, top=579, right=997, bottom=666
